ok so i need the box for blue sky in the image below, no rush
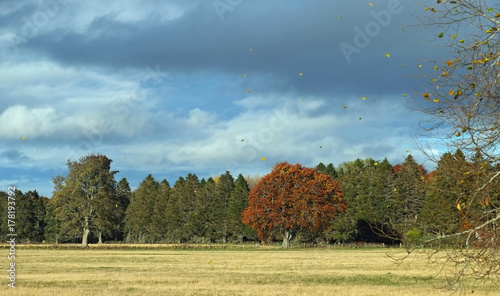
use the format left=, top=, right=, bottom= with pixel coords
left=0, top=0, right=446, bottom=197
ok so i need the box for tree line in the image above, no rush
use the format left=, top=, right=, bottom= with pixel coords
left=0, top=150, right=496, bottom=247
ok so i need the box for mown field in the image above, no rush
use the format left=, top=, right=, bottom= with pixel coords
left=1, top=244, right=499, bottom=296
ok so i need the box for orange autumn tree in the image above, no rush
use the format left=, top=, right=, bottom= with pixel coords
left=242, top=162, right=346, bottom=248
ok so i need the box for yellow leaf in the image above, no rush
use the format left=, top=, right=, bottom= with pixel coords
left=261, top=157, right=265, bottom=161
left=299, top=73, right=303, bottom=76
left=449, top=90, right=455, bottom=96
left=362, top=97, right=366, bottom=100
left=22, top=137, right=26, bottom=140
left=451, top=35, right=457, bottom=39
left=248, top=89, right=251, bottom=93
left=446, top=60, right=453, bottom=66
left=433, top=98, right=439, bottom=103
left=457, top=203, right=461, bottom=211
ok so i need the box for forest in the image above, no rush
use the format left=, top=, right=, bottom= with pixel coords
left=1, top=149, right=496, bottom=248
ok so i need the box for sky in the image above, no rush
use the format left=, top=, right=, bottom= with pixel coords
left=0, top=0, right=447, bottom=197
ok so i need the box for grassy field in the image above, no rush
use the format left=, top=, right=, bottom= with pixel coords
left=1, top=245, right=498, bottom=296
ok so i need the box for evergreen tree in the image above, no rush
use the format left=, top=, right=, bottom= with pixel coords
left=227, top=174, right=251, bottom=242
left=213, top=171, right=234, bottom=243
left=190, top=178, right=216, bottom=242
left=114, top=178, right=131, bottom=241
left=124, top=174, right=158, bottom=243
left=391, top=155, right=428, bottom=242
left=151, top=179, right=170, bottom=242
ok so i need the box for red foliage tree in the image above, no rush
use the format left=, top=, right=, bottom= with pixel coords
left=241, top=162, right=345, bottom=248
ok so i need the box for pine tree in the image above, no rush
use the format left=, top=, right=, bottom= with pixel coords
left=227, top=174, right=251, bottom=242
left=151, top=179, right=170, bottom=242
left=124, top=174, right=158, bottom=243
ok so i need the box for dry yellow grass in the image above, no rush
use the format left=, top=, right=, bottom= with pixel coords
left=1, top=245, right=498, bottom=296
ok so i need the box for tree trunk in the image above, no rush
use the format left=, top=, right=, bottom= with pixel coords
left=98, top=230, right=103, bottom=244
left=282, top=230, right=293, bottom=248
left=82, top=227, right=90, bottom=247
left=82, top=215, right=91, bottom=247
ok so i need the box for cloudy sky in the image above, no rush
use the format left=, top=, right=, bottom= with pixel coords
left=0, top=0, right=446, bottom=197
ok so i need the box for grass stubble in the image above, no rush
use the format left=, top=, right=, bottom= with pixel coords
left=0, top=245, right=498, bottom=296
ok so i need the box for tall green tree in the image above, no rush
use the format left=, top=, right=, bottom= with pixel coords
left=124, top=174, right=158, bottom=243
left=227, top=174, right=251, bottom=242
left=53, top=154, right=118, bottom=247
left=151, top=179, right=171, bottom=242
left=420, top=150, right=467, bottom=240
left=212, top=171, right=234, bottom=243
left=391, top=155, right=428, bottom=243
left=190, top=178, right=217, bottom=242
left=113, top=178, right=131, bottom=241
left=334, top=158, right=396, bottom=243
left=165, top=174, right=198, bottom=242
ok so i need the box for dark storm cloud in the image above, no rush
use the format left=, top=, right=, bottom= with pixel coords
left=17, top=0, right=434, bottom=97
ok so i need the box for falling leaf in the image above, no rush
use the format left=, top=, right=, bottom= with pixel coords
left=339, top=15, right=342, bottom=18
left=373, top=99, right=376, bottom=103
left=343, top=106, right=347, bottom=109
left=359, top=117, right=362, bottom=120
left=261, top=157, right=265, bottom=161
left=374, top=162, right=378, bottom=166
left=418, top=65, right=422, bottom=68
left=299, top=73, right=303, bottom=76
left=320, top=146, right=322, bottom=148
left=299, top=98, right=301, bottom=101
left=402, top=64, right=405, bottom=66
left=362, top=97, right=366, bottom=100
left=403, top=94, right=407, bottom=97
left=243, top=74, right=246, bottom=77
left=248, top=89, right=251, bottom=93
left=438, top=32, right=444, bottom=38
left=385, top=52, right=390, bottom=58
left=115, top=204, right=118, bottom=207
left=369, top=3, right=372, bottom=6
left=241, top=139, right=244, bottom=142
left=21, top=137, right=26, bottom=140
left=250, top=48, right=253, bottom=51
